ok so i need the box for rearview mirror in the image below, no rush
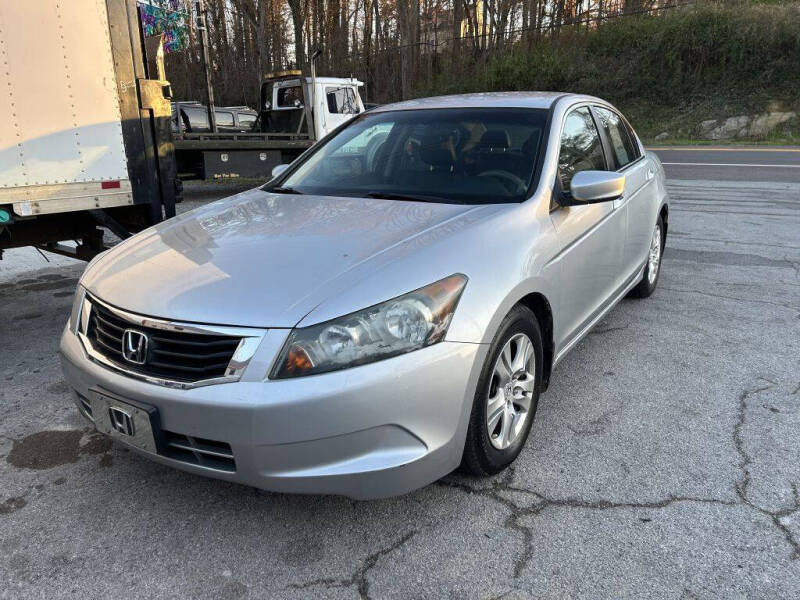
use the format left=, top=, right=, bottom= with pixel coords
left=271, top=164, right=289, bottom=179
left=567, top=171, right=625, bottom=204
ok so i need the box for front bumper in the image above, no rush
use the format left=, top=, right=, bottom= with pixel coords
left=60, top=325, right=487, bottom=499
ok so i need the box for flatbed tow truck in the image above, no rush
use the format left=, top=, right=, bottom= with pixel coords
left=172, top=70, right=366, bottom=180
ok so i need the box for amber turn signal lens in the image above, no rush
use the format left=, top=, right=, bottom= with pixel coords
left=286, top=346, right=314, bottom=374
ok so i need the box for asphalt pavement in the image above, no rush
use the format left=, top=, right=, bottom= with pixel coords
left=653, top=145, right=799, bottom=182
left=1, top=148, right=799, bottom=598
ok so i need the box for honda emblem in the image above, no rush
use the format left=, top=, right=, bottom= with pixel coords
left=121, top=329, right=148, bottom=365
left=108, top=406, right=135, bottom=437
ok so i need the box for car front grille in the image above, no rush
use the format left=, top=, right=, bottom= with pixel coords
left=162, top=430, right=236, bottom=472
left=86, top=300, right=243, bottom=383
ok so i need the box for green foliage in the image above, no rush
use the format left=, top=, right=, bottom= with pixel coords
left=416, top=2, right=800, bottom=141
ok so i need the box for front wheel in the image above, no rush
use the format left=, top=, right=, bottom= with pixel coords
left=628, top=214, right=664, bottom=299
left=461, top=305, right=543, bottom=476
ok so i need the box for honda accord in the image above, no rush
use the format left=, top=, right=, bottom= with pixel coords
left=60, top=92, right=668, bottom=499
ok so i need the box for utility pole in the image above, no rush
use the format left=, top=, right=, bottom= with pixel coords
left=195, top=0, right=217, bottom=132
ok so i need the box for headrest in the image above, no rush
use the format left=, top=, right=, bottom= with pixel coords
left=419, top=132, right=455, bottom=169
left=478, top=130, right=511, bottom=151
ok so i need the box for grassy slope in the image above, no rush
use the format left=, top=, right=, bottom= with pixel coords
left=415, top=1, right=800, bottom=144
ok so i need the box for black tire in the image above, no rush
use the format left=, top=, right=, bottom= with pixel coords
left=461, top=305, right=543, bottom=476
left=628, top=213, right=665, bottom=299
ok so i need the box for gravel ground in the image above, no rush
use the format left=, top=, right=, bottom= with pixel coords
left=1, top=173, right=799, bottom=599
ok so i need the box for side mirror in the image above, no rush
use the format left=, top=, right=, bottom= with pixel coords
left=264, top=100, right=272, bottom=110
left=271, top=164, right=289, bottom=179
left=567, top=171, right=625, bottom=204
left=293, top=98, right=304, bottom=109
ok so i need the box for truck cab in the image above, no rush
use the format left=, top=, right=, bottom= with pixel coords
left=260, top=72, right=365, bottom=141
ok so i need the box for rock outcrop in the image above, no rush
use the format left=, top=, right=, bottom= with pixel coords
left=698, top=112, right=796, bottom=140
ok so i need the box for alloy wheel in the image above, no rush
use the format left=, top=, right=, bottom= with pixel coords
left=486, top=333, right=535, bottom=450
left=647, top=223, right=662, bottom=285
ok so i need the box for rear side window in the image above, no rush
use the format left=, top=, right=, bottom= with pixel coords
left=593, top=107, right=640, bottom=169
left=326, top=87, right=358, bottom=114
left=622, top=120, right=641, bottom=160
left=558, top=107, right=606, bottom=190
left=215, top=111, right=234, bottom=127
left=237, top=113, right=256, bottom=128
left=184, top=107, right=209, bottom=132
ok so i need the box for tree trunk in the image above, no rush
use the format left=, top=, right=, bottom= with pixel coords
left=397, top=0, right=419, bottom=99
left=287, top=0, right=305, bottom=69
left=452, top=0, right=463, bottom=50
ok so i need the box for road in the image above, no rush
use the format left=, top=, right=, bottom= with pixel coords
left=1, top=149, right=799, bottom=598
left=653, top=145, right=799, bottom=182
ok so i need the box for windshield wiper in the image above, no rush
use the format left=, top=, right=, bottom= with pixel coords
left=365, top=191, right=455, bottom=203
left=270, top=186, right=303, bottom=194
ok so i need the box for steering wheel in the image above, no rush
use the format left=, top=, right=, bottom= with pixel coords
left=477, top=170, right=527, bottom=195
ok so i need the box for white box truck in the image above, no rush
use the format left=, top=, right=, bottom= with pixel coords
left=0, top=0, right=177, bottom=260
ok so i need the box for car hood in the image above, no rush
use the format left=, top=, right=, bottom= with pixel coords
left=82, top=189, right=485, bottom=327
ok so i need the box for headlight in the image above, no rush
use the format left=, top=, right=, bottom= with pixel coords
left=69, top=286, right=87, bottom=334
left=271, top=274, right=467, bottom=378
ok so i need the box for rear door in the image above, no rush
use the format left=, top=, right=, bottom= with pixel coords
left=0, top=0, right=176, bottom=226
left=592, top=106, right=655, bottom=279
left=550, top=106, right=626, bottom=351
left=0, top=0, right=129, bottom=197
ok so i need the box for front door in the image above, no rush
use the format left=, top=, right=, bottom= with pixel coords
left=322, top=86, right=360, bottom=135
left=549, top=106, right=626, bottom=352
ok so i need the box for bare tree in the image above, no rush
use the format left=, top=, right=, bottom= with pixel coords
left=287, top=0, right=307, bottom=68
left=164, top=0, right=682, bottom=107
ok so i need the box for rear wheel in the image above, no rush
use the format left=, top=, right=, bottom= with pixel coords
left=461, top=305, right=543, bottom=476
left=628, top=214, right=664, bottom=299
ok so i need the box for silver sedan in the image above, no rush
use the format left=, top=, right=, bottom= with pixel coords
left=60, top=92, right=668, bottom=499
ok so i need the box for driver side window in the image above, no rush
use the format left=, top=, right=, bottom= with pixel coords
left=558, top=107, right=606, bottom=192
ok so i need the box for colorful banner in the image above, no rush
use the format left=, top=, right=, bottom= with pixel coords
left=138, top=1, right=188, bottom=53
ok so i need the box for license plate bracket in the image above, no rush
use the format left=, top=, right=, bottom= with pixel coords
left=90, top=390, right=164, bottom=454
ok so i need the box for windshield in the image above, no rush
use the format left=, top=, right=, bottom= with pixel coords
left=271, top=108, right=548, bottom=204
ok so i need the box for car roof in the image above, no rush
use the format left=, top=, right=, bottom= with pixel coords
left=370, top=92, right=603, bottom=112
